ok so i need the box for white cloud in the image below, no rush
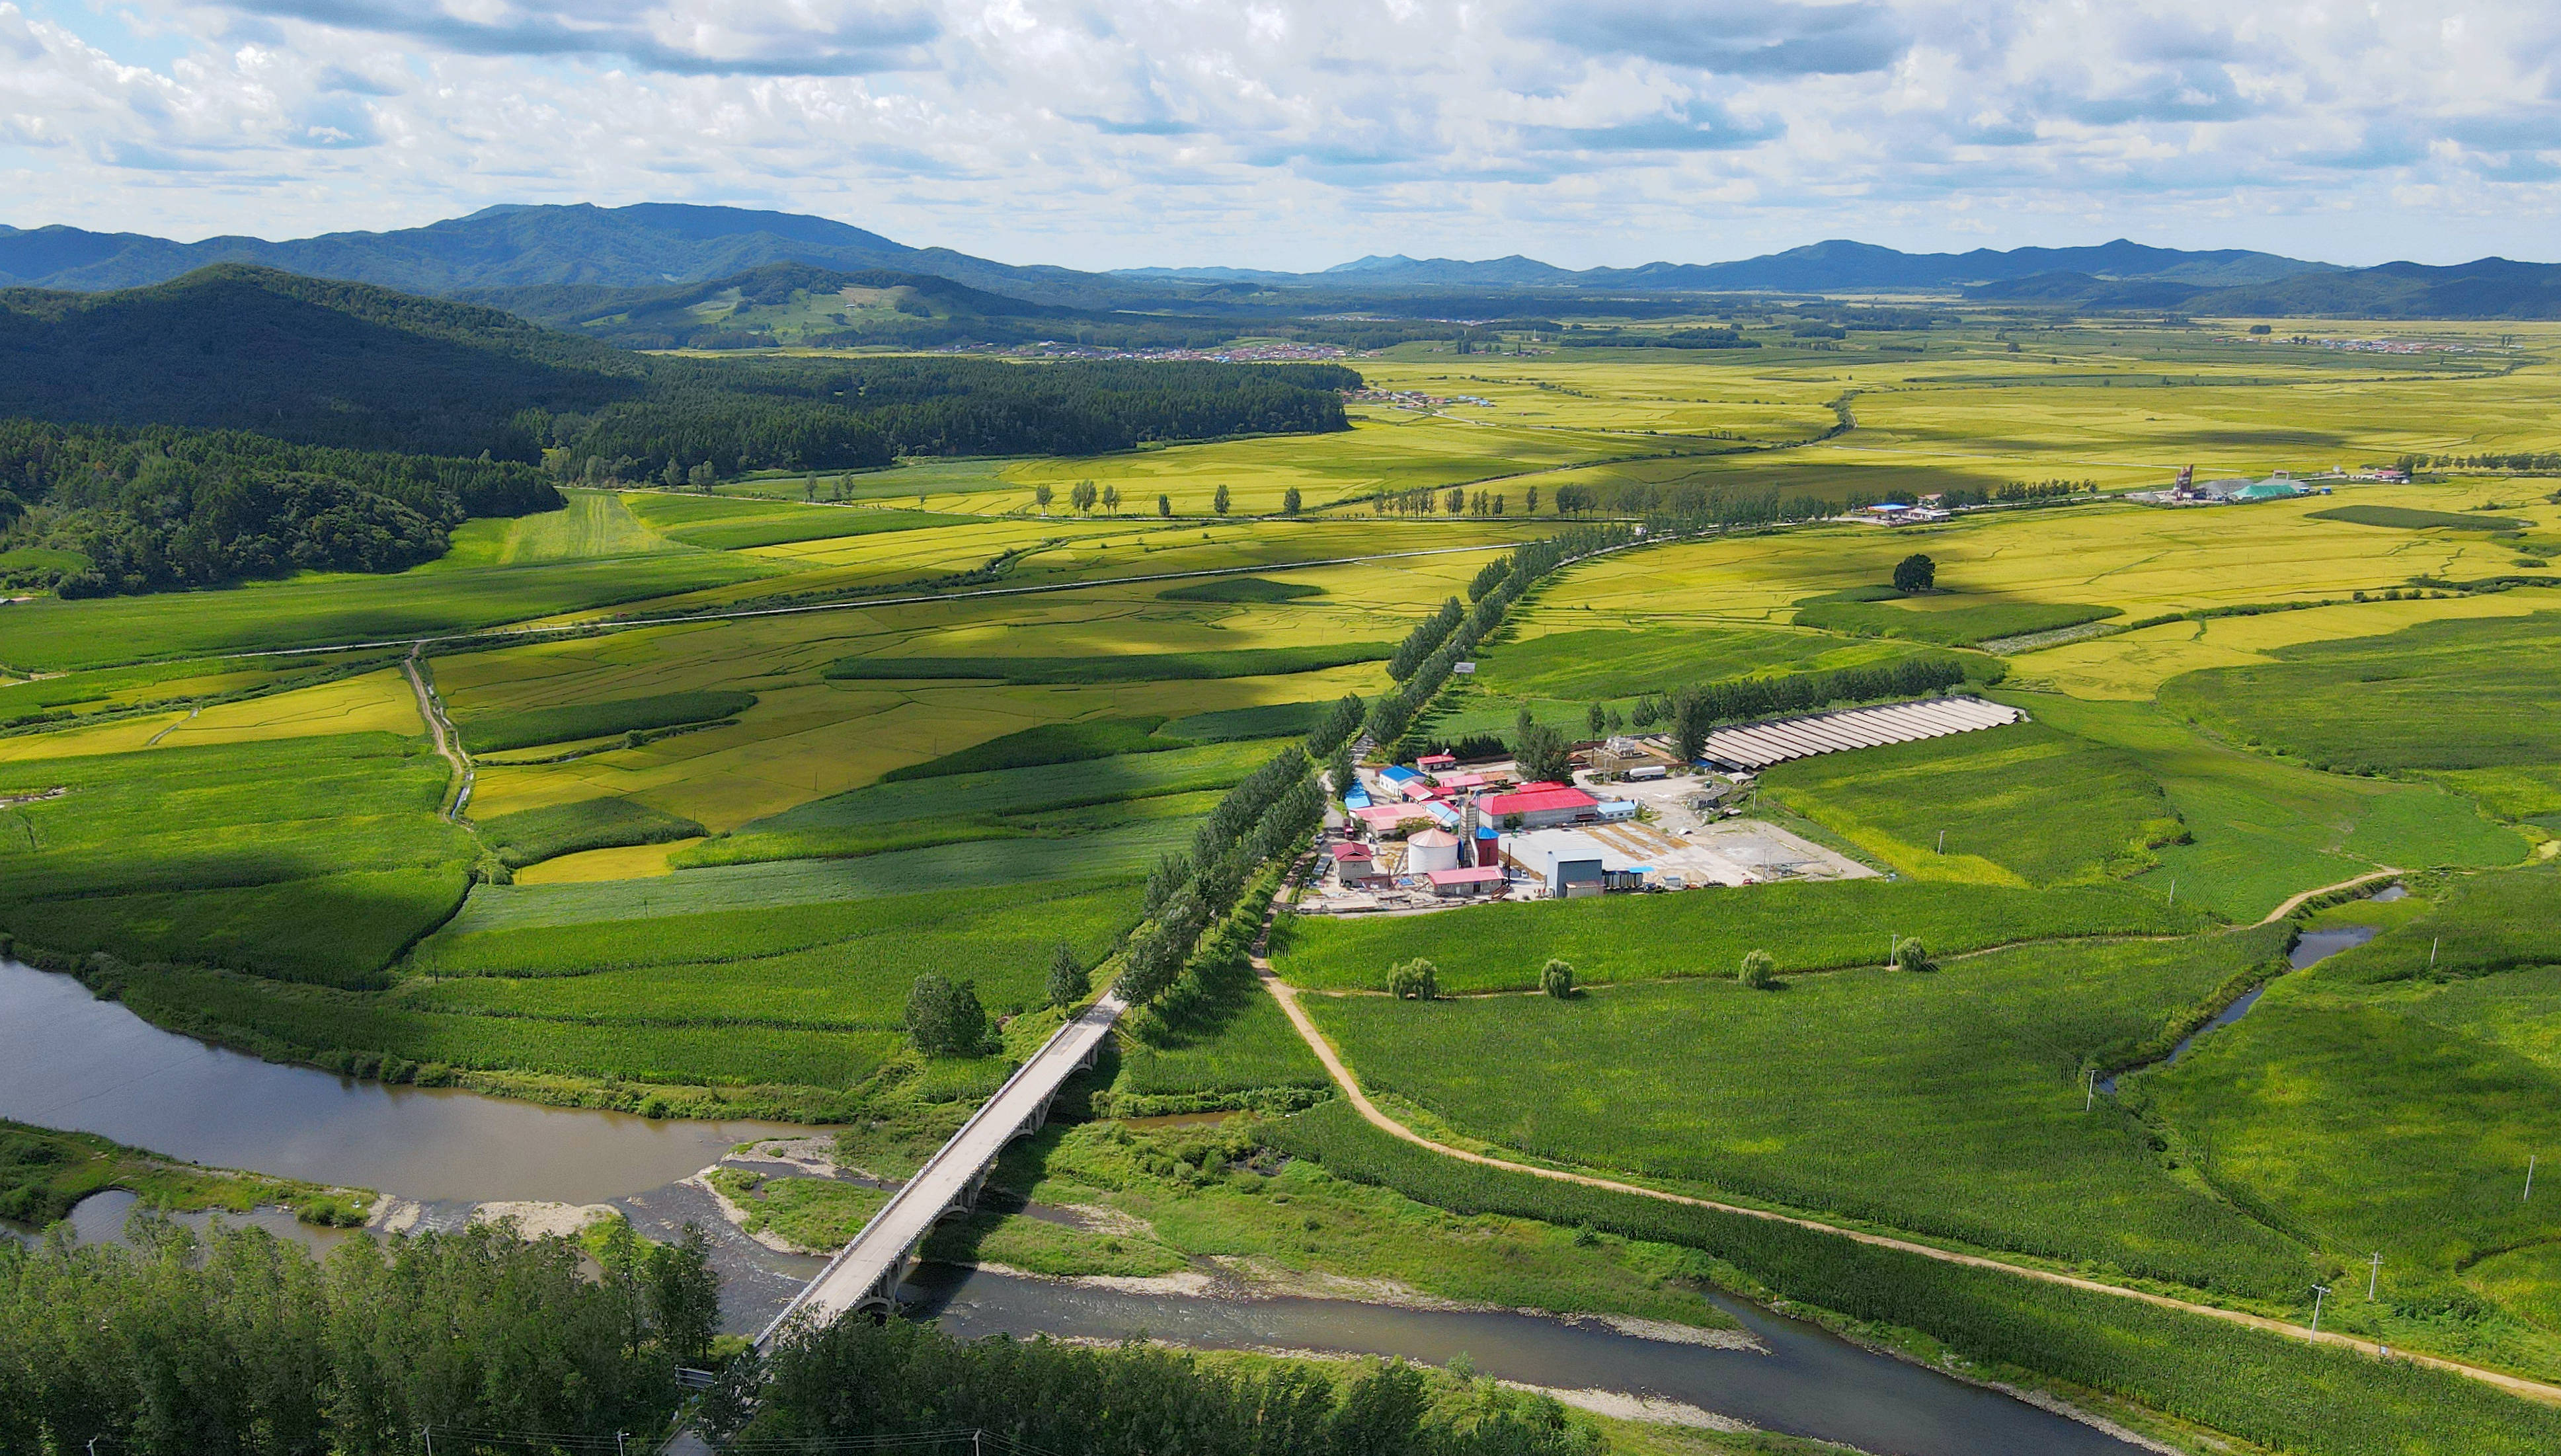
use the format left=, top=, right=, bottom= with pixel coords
left=0, top=0, right=2553, bottom=267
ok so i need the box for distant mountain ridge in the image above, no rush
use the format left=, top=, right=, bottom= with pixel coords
left=1969, top=257, right=2561, bottom=319
left=1121, top=239, right=2341, bottom=292
left=0, top=203, right=1145, bottom=310
left=6, top=203, right=2556, bottom=317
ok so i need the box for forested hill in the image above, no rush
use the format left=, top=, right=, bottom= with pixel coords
left=0, top=264, right=1358, bottom=596
left=0, top=264, right=1358, bottom=471
left=460, top=262, right=1242, bottom=352
left=0, top=265, right=645, bottom=459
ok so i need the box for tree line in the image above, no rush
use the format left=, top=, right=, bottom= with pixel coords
left=727, top=1312, right=1597, bottom=1456
left=0, top=1215, right=716, bottom=1456
left=0, top=420, right=561, bottom=596
left=1363, top=524, right=1641, bottom=750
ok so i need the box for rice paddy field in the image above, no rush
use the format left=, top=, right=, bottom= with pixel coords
left=8, top=317, right=2561, bottom=1433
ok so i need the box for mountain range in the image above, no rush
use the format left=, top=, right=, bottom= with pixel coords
left=1118, top=239, right=2340, bottom=291
left=5, top=203, right=2560, bottom=317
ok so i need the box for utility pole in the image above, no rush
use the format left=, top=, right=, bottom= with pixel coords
left=2368, top=1252, right=2383, bottom=1300
left=2168, top=878, right=2176, bottom=905
left=2527, top=1155, right=2539, bottom=1204
left=2431, top=937, right=2439, bottom=969
left=616, top=1434, right=628, bottom=1456
left=1936, top=828, right=1946, bottom=854
left=422, top=1428, right=432, bottom=1456
left=2084, top=1067, right=2096, bottom=1111
left=2310, top=1284, right=2332, bottom=1339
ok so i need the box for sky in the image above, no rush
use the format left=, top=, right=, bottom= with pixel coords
left=4, top=0, right=2558, bottom=272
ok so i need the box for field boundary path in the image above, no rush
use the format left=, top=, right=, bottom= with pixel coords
left=754, top=989, right=1125, bottom=1349
left=2260, top=868, right=2403, bottom=925
left=403, top=643, right=472, bottom=820
left=1251, top=943, right=2561, bottom=1408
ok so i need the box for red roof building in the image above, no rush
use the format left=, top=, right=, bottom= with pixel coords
left=1479, top=785, right=1599, bottom=829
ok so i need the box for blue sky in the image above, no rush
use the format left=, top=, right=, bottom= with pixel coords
left=3, top=0, right=2557, bottom=270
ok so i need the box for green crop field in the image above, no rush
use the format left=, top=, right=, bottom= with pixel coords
left=455, top=689, right=756, bottom=753
left=1758, top=720, right=2182, bottom=885
left=1794, top=590, right=2121, bottom=647
left=2308, top=504, right=2529, bottom=531
left=1156, top=576, right=1326, bottom=603
left=2134, top=869, right=2561, bottom=1361
left=623, top=492, right=972, bottom=549
left=2160, top=613, right=2561, bottom=814
left=1310, top=927, right=2306, bottom=1294
left=1272, top=880, right=2210, bottom=994
left=823, top=644, right=1394, bottom=684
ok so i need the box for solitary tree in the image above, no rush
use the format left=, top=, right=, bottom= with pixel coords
left=1046, top=942, right=1089, bottom=1011
left=1587, top=702, right=1608, bottom=739
left=1213, top=483, right=1233, bottom=516
left=1103, top=484, right=1121, bottom=514
left=1388, top=958, right=1438, bottom=1000
left=1893, top=553, right=1936, bottom=593
left=662, top=459, right=685, bottom=488
left=1446, top=486, right=1466, bottom=515
left=1737, top=949, right=1776, bottom=989
left=1071, top=480, right=1099, bottom=514
left=688, top=461, right=716, bottom=492
left=1158, top=492, right=1173, bottom=517
left=1034, top=483, right=1054, bottom=515
left=1891, top=938, right=1937, bottom=974
left=906, top=972, right=989, bottom=1054
left=1282, top=486, right=1302, bottom=516
left=1526, top=485, right=1540, bottom=515
left=1540, top=958, right=1574, bottom=999
left=803, top=474, right=818, bottom=502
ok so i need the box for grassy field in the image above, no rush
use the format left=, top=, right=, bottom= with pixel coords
left=1794, top=591, right=2119, bottom=647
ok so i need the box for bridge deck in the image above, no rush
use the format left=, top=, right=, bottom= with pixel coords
left=756, top=991, right=1126, bottom=1347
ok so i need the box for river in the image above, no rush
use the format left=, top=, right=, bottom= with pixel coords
left=2, top=956, right=2164, bottom=1452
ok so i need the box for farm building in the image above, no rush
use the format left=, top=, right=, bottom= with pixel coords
left=1503, top=829, right=1651, bottom=898
left=1481, top=783, right=1600, bottom=829
left=1327, top=841, right=1390, bottom=889
left=1405, top=828, right=1462, bottom=873
left=1416, top=752, right=1458, bottom=773
left=1595, top=799, right=1639, bottom=822
left=1425, top=866, right=1505, bottom=899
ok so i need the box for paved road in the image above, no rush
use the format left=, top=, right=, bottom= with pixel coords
left=754, top=991, right=1126, bottom=1347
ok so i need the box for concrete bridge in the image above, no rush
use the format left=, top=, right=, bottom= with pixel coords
left=753, top=991, right=1124, bottom=1348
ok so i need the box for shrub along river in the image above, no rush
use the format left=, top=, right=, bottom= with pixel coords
left=2, top=956, right=2168, bottom=1453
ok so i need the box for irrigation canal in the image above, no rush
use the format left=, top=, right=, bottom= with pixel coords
left=6, top=948, right=2358, bottom=1452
